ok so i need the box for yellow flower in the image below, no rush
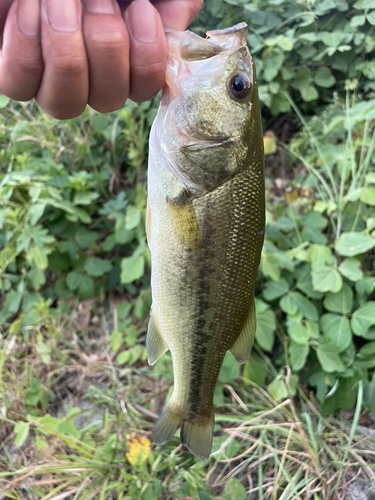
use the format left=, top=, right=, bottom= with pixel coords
left=263, top=133, right=277, bottom=155
left=125, top=433, right=151, bottom=467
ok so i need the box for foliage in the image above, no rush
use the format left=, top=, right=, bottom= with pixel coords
left=192, top=0, right=375, bottom=115
left=0, top=100, right=155, bottom=332
left=1, top=323, right=374, bottom=499
left=253, top=94, right=375, bottom=414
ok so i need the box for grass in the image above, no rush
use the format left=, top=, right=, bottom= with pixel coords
left=1, top=298, right=374, bottom=500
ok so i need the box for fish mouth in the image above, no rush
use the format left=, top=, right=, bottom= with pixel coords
left=182, top=133, right=236, bottom=152
left=190, top=130, right=230, bottom=143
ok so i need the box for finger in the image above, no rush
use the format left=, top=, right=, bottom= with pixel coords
left=124, top=0, right=167, bottom=103
left=36, top=0, right=89, bottom=119
left=153, top=0, right=203, bottom=30
left=0, top=0, right=43, bottom=101
left=82, top=0, right=130, bottom=113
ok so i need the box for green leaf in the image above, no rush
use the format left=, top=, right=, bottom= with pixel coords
left=315, top=67, right=336, bottom=88
left=67, top=271, right=81, bottom=291
left=260, top=251, right=280, bottom=281
left=312, top=267, right=342, bottom=293
left=28, top=267, right=46, bottom=291
left=304, top=212, right=327, bottom=229
left=339, top=258, right=363, bottom=282
left=310, top=245, right=335, bottom=270
left=276, top=35, right=294, bottom=51
left=75, top=228, right=99, bottom=249
left=29, top=203, right=45, bottom=225
left=291, top=68, right=312, bottom=89
left=27, top=246, right=50, bottom=270
left=351, top=14, right=366, bottom=27
left=358, top=342, right=375, bottom=358
left=296, top=265, right=323, bottom=299
left=263, top=52, right=284, bottom=82
left=120, top=255, right=145, bottom=284
left=218, top=352, right=240, bottom=383
left=263, top=278, right=289, bottom=301
left=7, top=290, right=23, bottom=313
left=221, top=479, right=246, bottom=500
left=305, top=319, right=320, bottom=339
left=351, top=302, right=375, bottom=337
left=301, top=86, right=319, bottom=102
left=243, top=358, right=268, bottom=386
left=320, top=31, right=352, bottom=47
left=320, top=314, right=351, bottom=352
left=324, top=284, right=353, bottom=314
left=84, top=257, right=113, bottom=277
left=301, top=227, right=327, bottom=245
left=363, top=381, right=375, bottom=413
left=335, top=232, right=375, bottom=257
left=288, top=323, right=309, bottom=345
left=79, top=275, right=95, bottom=296
left=73, top=191, right=99, bottom=205
left=255, top=309, right=276, bottom=351
left=72, top=207, right=92, bottom=224
left=317, top=344, right=346, bottom=373
left=14, top=423, right=30, bottom=447
left=103, top=234, right=116, bottom=252
left=280, top=293, right=298, bottom=315
left=35, top=436, right=49, bottom=450
left=289, top=342, right=309, bottom=371
left=125, top=206, right=141, bottom=230
left=0, top=95, right=10, bottom=108
left=268, top=377, right=288, bottom=401
left=321, top=378, right=357, bottom=414
left=360, top=187, right=375, bottom=206
left=291, top=291, right=319, bottom=320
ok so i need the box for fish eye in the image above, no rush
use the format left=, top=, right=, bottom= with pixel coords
left=228, top=73, right=251, bottom=100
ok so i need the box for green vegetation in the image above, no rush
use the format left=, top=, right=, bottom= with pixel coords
left=193, top=0, right=375, bottom=114
left=1, top=0, right=375, bottom=498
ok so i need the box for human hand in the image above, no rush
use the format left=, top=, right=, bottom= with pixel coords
left=0, top=0, right=202, bottom=119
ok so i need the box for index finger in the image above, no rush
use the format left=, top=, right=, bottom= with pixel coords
left=152, top=0, right=203, bottom=30
left=116, top=0, right=203, bottom=30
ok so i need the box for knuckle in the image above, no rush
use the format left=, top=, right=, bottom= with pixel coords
left=90, top=30, right=127, bottom=50
left=50, top=53, right=87, bottom=79
left=13, top=56, right=43, bottom=78
left=133, top=59, right=166, bottom=76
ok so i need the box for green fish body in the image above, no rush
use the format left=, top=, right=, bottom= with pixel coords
left=146, top=23, right=265, bottom=460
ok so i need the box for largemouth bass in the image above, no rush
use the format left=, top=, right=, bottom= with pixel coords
left=146, top=22, right=264, bottom=460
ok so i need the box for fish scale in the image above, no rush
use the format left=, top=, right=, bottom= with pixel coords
left=146, top=22, right=265, bottom=460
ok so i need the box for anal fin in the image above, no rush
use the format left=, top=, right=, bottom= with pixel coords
left=230, top=301, right=256, bottom=364
left=146, top=313, right=168, bottom=366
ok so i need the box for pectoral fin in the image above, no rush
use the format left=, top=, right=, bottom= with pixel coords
left=230, top=301, right=256, bottom=364
left=146, top=313, right=168, bottom=366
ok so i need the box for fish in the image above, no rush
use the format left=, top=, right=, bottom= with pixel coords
left=146, top=22, right=265, bottom=460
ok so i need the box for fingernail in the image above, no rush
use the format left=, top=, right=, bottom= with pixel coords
left=47, top=0, right=78, bottom=31
left=126, top=0, right=158, bottom=44
left=83, top=0, right=114, bottom=14
left=18, top=0, right=40, bottom=37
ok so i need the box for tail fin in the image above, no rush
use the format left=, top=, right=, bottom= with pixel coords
left=152, top=402, right=183, bottom=446
left=153, top=403, right=214, bottom=460
left=181, top=415, right=214, bottom=461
